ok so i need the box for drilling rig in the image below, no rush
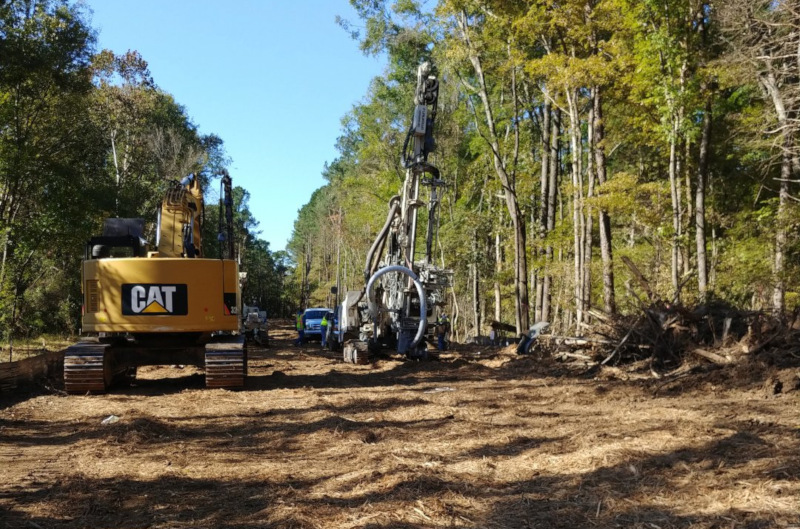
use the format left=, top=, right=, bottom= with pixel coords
left=335, top=61, right=452, bottom=362
left=63, top=171, right=246, bottom=393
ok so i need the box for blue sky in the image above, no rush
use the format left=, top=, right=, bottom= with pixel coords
left=87, top=0, right=385, bottom=252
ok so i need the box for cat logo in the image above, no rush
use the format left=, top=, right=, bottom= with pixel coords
left=122, top=284, right=188, bottom=316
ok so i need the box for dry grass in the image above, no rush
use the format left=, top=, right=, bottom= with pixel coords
left=1, top=324, right=798, bottom=528
left=1, top=336, right=74, bottom=362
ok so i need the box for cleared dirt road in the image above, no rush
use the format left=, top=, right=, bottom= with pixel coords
left=1, top=323, right=798, bottom=528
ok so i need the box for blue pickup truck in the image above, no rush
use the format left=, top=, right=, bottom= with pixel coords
left=303, top=308, right=332, bottom=340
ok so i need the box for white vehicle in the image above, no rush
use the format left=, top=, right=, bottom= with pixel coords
left=242, top=305, right=268, bottom=346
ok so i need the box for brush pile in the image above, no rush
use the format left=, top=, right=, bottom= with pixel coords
left=531, top=300, right=800, bottom=397
left=587, top=300, right=800, bottom=367
left=533, top=257, right=800, bottom=374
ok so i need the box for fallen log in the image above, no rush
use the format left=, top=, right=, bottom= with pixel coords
left=690, top=348, right=731, bottom=365
left=740, top=333, right=780, bottom=355
left=587, top=308, right=612, bottom=323
left=555, top=352, right=594, bottom=361
left=539, top=335, right=614, bottom=346
left=539, top=334, right=652, bottom=350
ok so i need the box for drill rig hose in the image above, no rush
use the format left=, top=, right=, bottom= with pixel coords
left=364, top=197, right=401, bottom=281
left=366, top=265, right=428, bottom=350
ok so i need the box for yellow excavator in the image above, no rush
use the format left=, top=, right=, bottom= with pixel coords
left=64, top=171, right=245, bottom=393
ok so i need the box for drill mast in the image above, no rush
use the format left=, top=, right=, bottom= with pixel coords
left=355, top=61, right=452, bottom=358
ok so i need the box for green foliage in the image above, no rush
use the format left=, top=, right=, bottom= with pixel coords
left=2, top=0, right=799, bottom=340
left=0, top=0, right=287, bottom=339
left=287, top=0, right=800, bottom=335
left=0, top=0, right=101, bottom=339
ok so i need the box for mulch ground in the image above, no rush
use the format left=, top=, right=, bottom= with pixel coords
left=1, top=322, right=798, bottom=528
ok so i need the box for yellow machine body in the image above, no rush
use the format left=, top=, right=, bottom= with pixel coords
left=157, top=177, right=204, bottom=258
left=66, top=173, right=246, bottom=393
left=82, top=257, right=240, bottom=334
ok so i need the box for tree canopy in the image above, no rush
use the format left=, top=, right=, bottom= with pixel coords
left=0, top=0, right=287, bottom=341
left=288, top=0, right=800, bottom=339
left=3, top=0, right=799, bottom=342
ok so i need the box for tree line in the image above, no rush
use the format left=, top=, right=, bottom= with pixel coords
left=0, top=0, right=289, bottom=342
left=288, top=0, right=800, bottom=339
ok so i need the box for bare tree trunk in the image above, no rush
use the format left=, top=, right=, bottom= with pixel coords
left=566, top=88, right=584, bottom=326
left=110, top=129, right=122, bottom=216
left=472, top=231, right=480, bottom=336
left=677, top=67, right=687, bottom=280
left=0, top=224, right=10, bottom=287
left=495, top=231, right=501, bottom=322
left=480, top=298, right=487, bottom=338
left=773, top=136, right=791, bottom=312
left=542, top=108, right=560, bottom=323
left=710, top=169, right=718, bottom=290
left=584, top=93, right=595, bottom=321
left=302, top=245, right=312, bottom=309
left=535, top=99, right=551, bottom=321
left=513, top=217, right=528, bottom=332
left=593, top=87, right=616, bottom=313
left=683, top=138, right=693, bottom=276
left=456, top=10, right=529, bottom=333
left=696, top=96, right=712, bottom=301
left=450, top=284, right=461, bottom=343
left=758, top=71, right=792, bottom=312
left=669, top=116, right=682, bottom=301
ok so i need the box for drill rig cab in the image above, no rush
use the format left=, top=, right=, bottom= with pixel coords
left=64, top=172, right=245, bottom=393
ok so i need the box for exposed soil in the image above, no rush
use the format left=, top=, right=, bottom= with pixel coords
left=1, top=322, right=799, bottom=529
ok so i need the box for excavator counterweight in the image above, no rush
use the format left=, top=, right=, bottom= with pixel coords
left=65, top=172, right=246, bottom=393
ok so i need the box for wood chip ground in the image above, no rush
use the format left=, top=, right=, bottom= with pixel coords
left=1, top=323, right=798, bottom=528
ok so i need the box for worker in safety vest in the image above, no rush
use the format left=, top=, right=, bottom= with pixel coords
left=294, top=310, right=305, bottom=346
left=437, top=313, right=449, bottom=351
left=320, top=312, right=329, bottom=348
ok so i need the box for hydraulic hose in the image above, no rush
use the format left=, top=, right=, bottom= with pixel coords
left=366, top=265, right=427, bottom=350
left=363, top=197, right=400, bottom=281
left=400, top=126, right=414, bottom=168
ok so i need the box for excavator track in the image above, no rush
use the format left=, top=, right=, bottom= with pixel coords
left=205, top=338, right=246, bottom=388
left=64, top=343, right=110, bottom=394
